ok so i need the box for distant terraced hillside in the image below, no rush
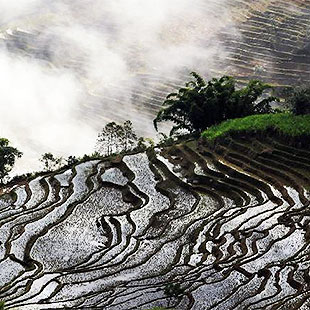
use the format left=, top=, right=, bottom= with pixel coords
left=1, top=136, right=310, bottom=309
left=1, top=0, right=310, bottom=136
left=1, top=1, right=310, bottom=175
left=224, top=0, right=310, bottom=92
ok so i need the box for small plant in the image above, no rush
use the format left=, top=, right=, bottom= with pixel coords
left=81, top=152, right=101, bottom=162
left=135, top=137, right=155, bottom=151
left=0, top=300, right=5, bottom=310
left=157, top=133, right=175, bottom=147
left=287, top=85, right=310, bottom=115
left=66, top=155, right=79, bottom=166
left=164, top=282, right=185, bottom=306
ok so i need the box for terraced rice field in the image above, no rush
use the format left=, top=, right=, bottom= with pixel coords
left=1, top=136, right=310, bottom=309
left=1, top=0, right=310, bottom=136
left=1, top=0, right=310, bottom=175
left=224, top=0, right=310, bottom=91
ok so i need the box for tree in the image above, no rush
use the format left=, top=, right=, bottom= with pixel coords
left=0, top=139, right=22, bottom=183
left=123, top=120, right=138, bottom=151
left=164, top=283, right=185, bottom=307
left=154, top=72, right=277, bottom=135
left=97, top=122, right=114, bottom=156
left=287, top=86, right=310, bottom=115
left=66, top=156, right=79, bottom=166
left=96, top=121, right=138, bottom=156
left=40, top=153, right=62, bottom=171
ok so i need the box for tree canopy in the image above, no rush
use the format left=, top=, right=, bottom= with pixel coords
left=287, top=85, right=310, bottom=115
left=40, top=152, right=62, bottom=171
left=154, top=72, right=277, bottom=135
left=96, top=120, right=138, bottom=156
left=0, top=138, right=22, bottom=182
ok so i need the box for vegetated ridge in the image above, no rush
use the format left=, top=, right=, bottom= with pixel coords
left=1, top=69, right=310, bottom=309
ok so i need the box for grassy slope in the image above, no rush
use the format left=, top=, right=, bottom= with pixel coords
left=202, top=113, right=310, bottom=141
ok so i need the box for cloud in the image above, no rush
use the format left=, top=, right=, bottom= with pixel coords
left=0, top=52, right=96, bottom=173
left=0, top=0, right=43, bottom=23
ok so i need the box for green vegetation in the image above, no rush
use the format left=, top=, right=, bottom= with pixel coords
left=0, top=301, right=5, bottom=310
left=202, top=113, right=310, bottom=141
left=0, top=138, right=22, bottom=183
left=66, top=155, right=79, bottom=166
left=287, top=85, right=310, bottom=115
left=154, top=72, right=277, bottom=135
left=96, top=120, right=138, bottom=156
left=40, top=152, right=63, bottom=171
left=164, top=282, right=185, bottom=307
left=4, top=74, right=310, bottom=184
left=144, top=307, right=170, bottom=310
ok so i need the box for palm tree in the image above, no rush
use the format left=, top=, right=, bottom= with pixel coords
left=154, top=72, right=277, bottom=136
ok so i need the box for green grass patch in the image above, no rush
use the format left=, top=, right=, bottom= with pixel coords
left=202, top=113, right=310, bottom=141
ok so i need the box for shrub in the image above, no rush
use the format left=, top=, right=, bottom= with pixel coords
left=157, top=133, right=176, bottom=147
left=164, top=282, right=185, bottom=299
left=287, top=86, right=310, bottom=115
left=66, top=155, right=79, bottom=166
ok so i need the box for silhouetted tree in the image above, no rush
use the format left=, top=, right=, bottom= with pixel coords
left=123, top=120, right=138, bottom=151
left=0, top=139, right=22, bottom=183
left=96, top=121, right=138, bottom=156
left=287, top=86, right=310, bottom=115
left=97, top=122, right=115, bottom=156
left=40, top=153, right=62, bottom=171
left=154, top=72, right=277, bottom=135
left=164, top=283, right=185, bottom=307
left=66, top=156, right=79, bottom=166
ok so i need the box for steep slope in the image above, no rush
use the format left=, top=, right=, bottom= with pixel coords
left=0, top=136, right=310, bottom=309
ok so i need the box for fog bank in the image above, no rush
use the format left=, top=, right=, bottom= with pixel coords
left=0, top=0, right=237, bottom=173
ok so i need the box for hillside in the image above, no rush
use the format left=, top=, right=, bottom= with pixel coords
left=1, top=0, right=310, bottom=134
left=222, top=0, right=310, bottom=90
left=1, top=135, right=310, bottom=309
left=1, top=0, right=310, bottom=175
